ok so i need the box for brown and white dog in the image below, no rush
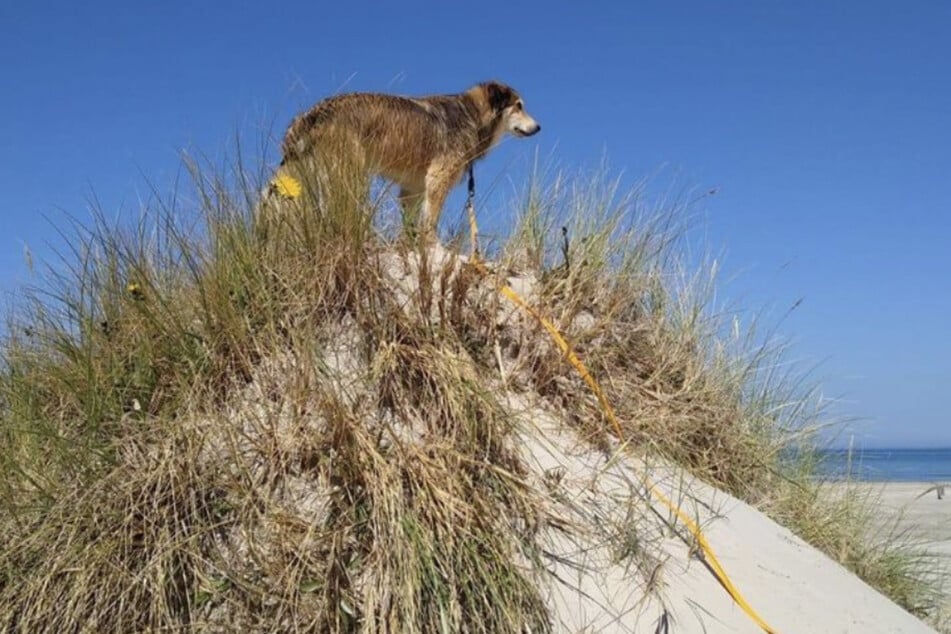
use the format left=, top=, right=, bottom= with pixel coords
left=279, top=81, right=541, bottom=239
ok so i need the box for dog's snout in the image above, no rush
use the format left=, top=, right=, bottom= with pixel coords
left=513, top=118, right=541, bottom=137
left=520, top=123, right=540, bottom=137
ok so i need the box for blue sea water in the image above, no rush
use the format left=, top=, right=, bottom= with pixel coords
left=817, top=448, right=951, bottom=482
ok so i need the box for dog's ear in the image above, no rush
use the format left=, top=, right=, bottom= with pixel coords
left=483, top=81, right=515, bottom=112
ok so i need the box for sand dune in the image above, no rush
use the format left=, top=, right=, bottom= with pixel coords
left=516, top=408, right=940, bottom=632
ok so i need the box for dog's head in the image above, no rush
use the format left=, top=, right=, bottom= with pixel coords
left=474, top=81, right=541, bottom=138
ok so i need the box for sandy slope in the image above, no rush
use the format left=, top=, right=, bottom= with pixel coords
left=516, top=407, right=937, bottom=633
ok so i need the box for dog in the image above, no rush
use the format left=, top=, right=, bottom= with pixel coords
left=278, top=81, right=541, bottom=239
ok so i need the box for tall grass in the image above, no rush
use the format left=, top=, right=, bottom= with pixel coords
left=0, top=149, right=944, bottom=631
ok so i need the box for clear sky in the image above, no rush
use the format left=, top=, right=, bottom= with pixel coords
left=1, top=2, right=948, bottom=448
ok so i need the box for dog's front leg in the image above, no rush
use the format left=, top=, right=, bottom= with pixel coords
left=422, top=165, right=463, bottom=243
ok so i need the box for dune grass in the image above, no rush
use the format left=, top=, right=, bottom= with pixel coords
left=0, top=150, right=944, bottom=631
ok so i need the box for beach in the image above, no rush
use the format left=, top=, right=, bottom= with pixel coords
left=837, top=482, right=951, bottom=557
left=833, top=481, right=951, bottom=630
left=862, top=482, right=951, bottom=556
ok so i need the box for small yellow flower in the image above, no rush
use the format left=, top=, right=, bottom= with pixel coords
left=271, top=173, right=302, bottom=199
left=127, top=282, right=144, bottom=300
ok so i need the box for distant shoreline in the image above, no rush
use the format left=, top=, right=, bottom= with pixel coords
left=820, top=447, right=951, bottom=452
left=814, top=447, right=951, bottom=483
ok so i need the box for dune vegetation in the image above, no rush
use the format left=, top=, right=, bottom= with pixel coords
left=0, top=150, right=944, bottom=631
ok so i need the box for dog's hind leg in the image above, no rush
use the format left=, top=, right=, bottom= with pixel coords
left=398, top=185, right=425, bottom=239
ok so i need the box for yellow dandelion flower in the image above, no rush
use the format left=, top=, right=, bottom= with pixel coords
left=271, top=173, right=303, bottom=199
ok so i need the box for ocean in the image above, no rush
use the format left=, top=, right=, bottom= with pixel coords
left=817, top=448, right=951, bottom=482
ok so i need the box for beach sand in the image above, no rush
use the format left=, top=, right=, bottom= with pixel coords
left=854, top=482, right=951, bottom=557
left=835, top=482, right=951, bottom=630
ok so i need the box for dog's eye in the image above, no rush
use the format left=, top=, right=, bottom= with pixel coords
left=514, top=102, right=523, bottom=112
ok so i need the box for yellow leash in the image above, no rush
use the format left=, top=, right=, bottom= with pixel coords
left=462, top=170, right=778, bottom=634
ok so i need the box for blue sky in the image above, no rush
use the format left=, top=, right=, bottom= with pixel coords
left=1, top=2, right=948, bottom=448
